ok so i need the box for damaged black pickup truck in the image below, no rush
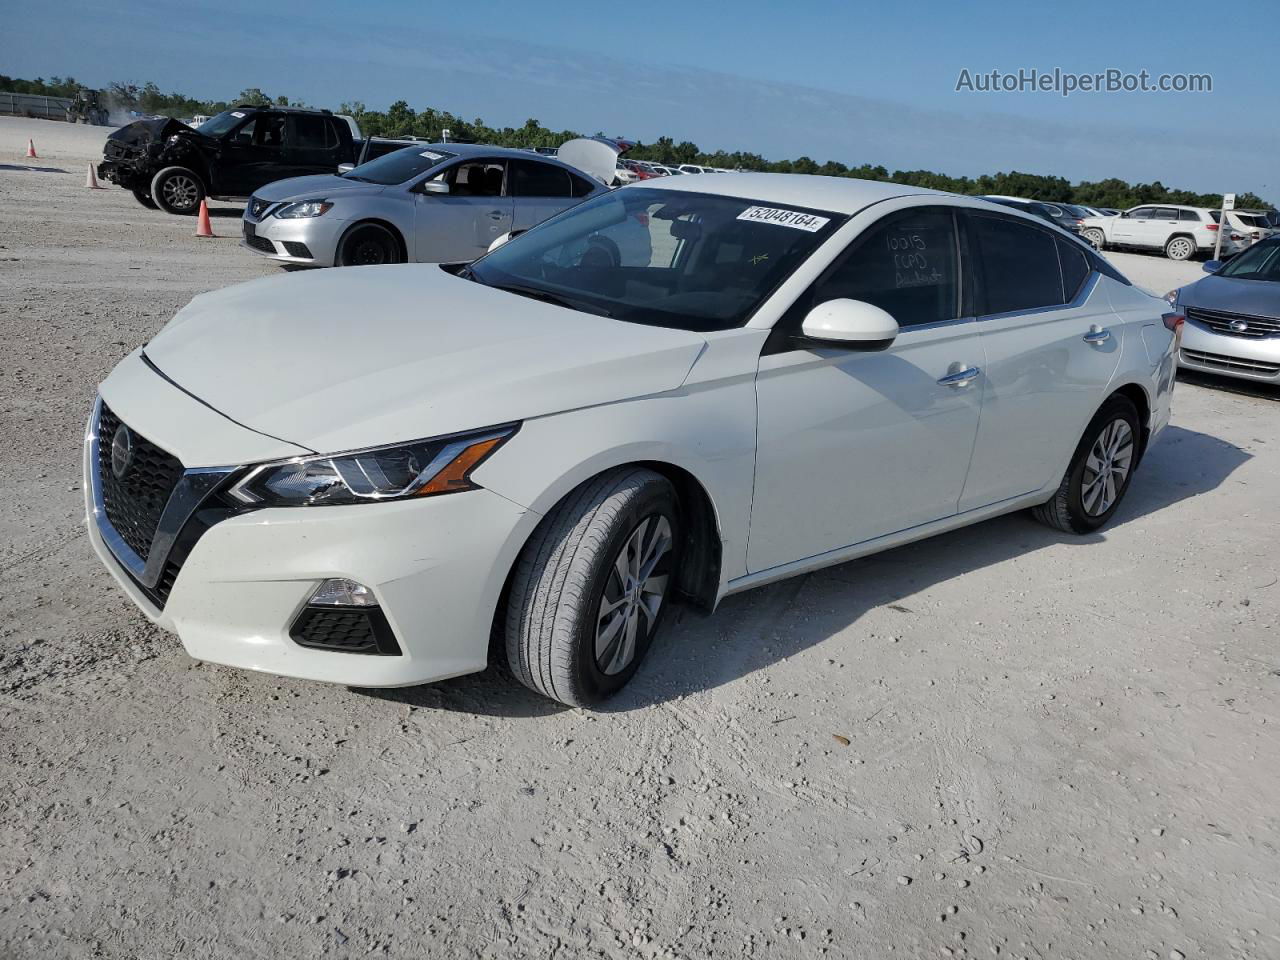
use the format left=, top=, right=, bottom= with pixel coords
left=98, top=105, right=363, bottom=215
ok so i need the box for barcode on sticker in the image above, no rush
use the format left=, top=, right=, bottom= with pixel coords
left=420, top=151, right=444, bottom=160
left=736, top=206, right=830, bottom=232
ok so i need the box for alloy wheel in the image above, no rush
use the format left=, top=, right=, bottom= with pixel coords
left=1081, top=418, right=1134, bottom=516
left=1167, top=238, right=1193, bottom=260
left=162, top=175, right=199, bottom=211
left=595, top=515, right=673, bottom=675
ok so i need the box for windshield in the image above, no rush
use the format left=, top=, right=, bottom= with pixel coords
left=1216, top=242, right=1280, bottom=281
left=468, top=187, right=845, bottom=332
left=343, top=145, right=457, bottom=184
left=196, top=109, right=251, bottom=137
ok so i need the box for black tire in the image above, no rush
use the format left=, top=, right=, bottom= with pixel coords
left=1164, top=235, right=1195, bottom=261
left=131, top=187, right=157, bottom=210
left=1032, top=395, right=1141, bottom=534
left=1083, top=227, right=1106, bottom=251
left=337, top=222, right=403, bottom=266
left=150, top=166, right=205, bottom=215
left=505, top=468, right=682, bottom=707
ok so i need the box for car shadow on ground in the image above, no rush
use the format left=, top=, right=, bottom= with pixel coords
left=1176, top=369, right=1279, bottom=402
left=0, top=163, right=68, bottom=174
left=356, top=423, right=1249, bottom=718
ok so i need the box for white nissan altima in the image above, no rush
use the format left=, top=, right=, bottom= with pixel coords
left=85, top=174, right=1179, bottom=706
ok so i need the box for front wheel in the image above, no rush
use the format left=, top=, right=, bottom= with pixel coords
left=1032, top=395, right=1141, bottom=534
left=150, top=166, right=205, bottom=215
left=505, top=468, right=681, bottom=707
left=131, top=187, right=157, bottom=210
left=1083, top=228, right=1106, bottom=251
left=1165, top=236, right=1195, bottom=261
left=337, top=223, right=403, bottom=266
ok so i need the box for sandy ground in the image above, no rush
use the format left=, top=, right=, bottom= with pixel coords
left=1, top=116, right=1278, bottom=960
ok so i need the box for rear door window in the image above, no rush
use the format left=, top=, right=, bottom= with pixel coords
left=509, top=159, right=572, bottom=197
left=447, top=160, right=507, bottom=196
left=290, top=115, right=336, bottom=150
left=969, top=212, right=1066, bottom=315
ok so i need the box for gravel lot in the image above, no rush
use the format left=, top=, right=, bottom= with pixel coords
left=2, top=116, right=1278, bottom=960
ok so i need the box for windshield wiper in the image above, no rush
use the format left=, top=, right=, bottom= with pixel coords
left=342, top=174, right=372, bottom=183
left=486, top=282, right=614, bottom=318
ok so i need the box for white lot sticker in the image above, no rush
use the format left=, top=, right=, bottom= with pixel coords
left=419, top=151, right=444, bottom=160
left=231, top=111, right=245, bottom=118
left=736, top=206, right=830, bottom=232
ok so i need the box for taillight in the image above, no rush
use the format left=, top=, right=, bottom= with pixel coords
left=1162, top=311, right=1184, bottom=345
left=1205, top=223, right=1219, bottom=231
left=634, top=213, right=649, bottom=227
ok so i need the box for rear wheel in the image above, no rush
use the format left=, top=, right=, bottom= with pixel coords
left=150, top=166, right=204, bottom=215
left=1032, top=395, right=1141, bottom=534
left=1083, top=227, right=1106, bottom=251
left=131, top=187, right=157, bottom=210
left=1165, top=235, right=1195, bottom=261
left=505, top=468, right=681, bottom=707
left=337, top=223, right=403, bottom=266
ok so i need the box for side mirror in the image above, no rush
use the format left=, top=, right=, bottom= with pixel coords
left=418, top=180, right=449, bottom=195
left=1119, top=211, right=1130, bottom=218
left=487, top=229, right=527, bottom=253
left=1202, top=260, right=1223, bottom=274
left=337, top=162, right=355, bottom=174
left=800, top=299, right=899, bottom=351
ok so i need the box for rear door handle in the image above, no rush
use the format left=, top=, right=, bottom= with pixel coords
left=937, top=366, right=981, bottom=387
left=488, top=210, right=505, bottom=220
left=1083, top=326, right=1111, bottom=345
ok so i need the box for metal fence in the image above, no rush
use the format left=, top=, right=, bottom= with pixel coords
left=0, top=92, right=73, bottom=121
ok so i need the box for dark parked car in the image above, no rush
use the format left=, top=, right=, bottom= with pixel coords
left=98, top=106, right=362, bottom=215
left=981, top=196, right=1063, bottom=229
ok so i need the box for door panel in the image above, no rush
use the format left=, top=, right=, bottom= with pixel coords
left=509, top=159, right=576, bottom=232
left=219, top=113, right=287, bottom=196
left=959, top=292, right=1121, bottom=511
left=749, top=325, right=985, bottom=572
left=413, top=159, right=513, bottom=262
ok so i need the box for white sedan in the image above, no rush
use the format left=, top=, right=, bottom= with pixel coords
left=85, top=175, right=1178, bottom=706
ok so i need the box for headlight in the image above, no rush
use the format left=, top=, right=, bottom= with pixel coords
left=1163, top=288, right=1179, bottom=306
left=274, top=199, right=334, bottom=219
left=228, top=425, right=518, bottom=507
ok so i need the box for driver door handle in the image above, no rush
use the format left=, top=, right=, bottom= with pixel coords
left=937, top=366, right=981, bottom=387
left=488, top=210, right=505, bottom=220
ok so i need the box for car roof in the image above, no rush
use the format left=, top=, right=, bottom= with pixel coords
left=229, top=104, right=334, bottom=116
left=619, top=172, right=948, bottom=214
left=413, top=142, right=574, bottom=160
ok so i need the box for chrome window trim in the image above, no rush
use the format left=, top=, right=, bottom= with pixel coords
left=88, top=396, right=237, bottom=589
left=973, top=270, right=1101, bottom=324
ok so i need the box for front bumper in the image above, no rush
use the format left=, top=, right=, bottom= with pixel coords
left=1178, top=320, right=1280, bottom=382
left=241, top=206, right=346, bottom=266
left=97, top=157, right=149, bottom=191
left=84, top=378, right=540, bottom=687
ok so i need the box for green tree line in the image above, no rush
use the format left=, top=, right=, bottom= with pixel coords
left=3, top=74, right=1268, bottom=209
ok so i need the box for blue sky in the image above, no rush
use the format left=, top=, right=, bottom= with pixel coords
left=5, top=0, right=1276, bottom=197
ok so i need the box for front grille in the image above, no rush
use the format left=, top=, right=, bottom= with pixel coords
left=1185, top=306, right=1280, bottom=339
left=242, top=222, right=275, bottom=254
left=1180, top=348, right=1280, bottom=377
left=249, top=197, right=271, bottom=219
left=97, top=404, right=185, bottom=562
left=291, top=607, right=402, bottom=656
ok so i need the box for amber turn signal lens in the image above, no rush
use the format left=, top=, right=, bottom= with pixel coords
left=415, top=436, right=506, bottom=496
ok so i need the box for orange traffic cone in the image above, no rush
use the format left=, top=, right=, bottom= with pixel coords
left=26, top=138, right=37, bottom=159
left=85, top=163, right=105, bottom=189
left=195, top=199, right=215, bottom=238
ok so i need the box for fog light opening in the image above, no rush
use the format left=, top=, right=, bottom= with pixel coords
left=309, top=578, right=378, bottom=607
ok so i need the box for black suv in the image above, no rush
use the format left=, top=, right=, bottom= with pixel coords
left=98, top=106, right=361, bottom=215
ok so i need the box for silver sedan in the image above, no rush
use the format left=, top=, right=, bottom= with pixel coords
left=241, top=143, right=607, bottom=267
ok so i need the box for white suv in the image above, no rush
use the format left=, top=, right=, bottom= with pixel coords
left=1082, top=205, right=1248, bottom=261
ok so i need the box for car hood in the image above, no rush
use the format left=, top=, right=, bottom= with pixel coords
left=107, top=117, right=208, bottom=149
left=1180, top=274, right=1280, bottom=317
left=253, top=174, right=386, bottom=203
left=143, top=265, right=708, bottom=454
